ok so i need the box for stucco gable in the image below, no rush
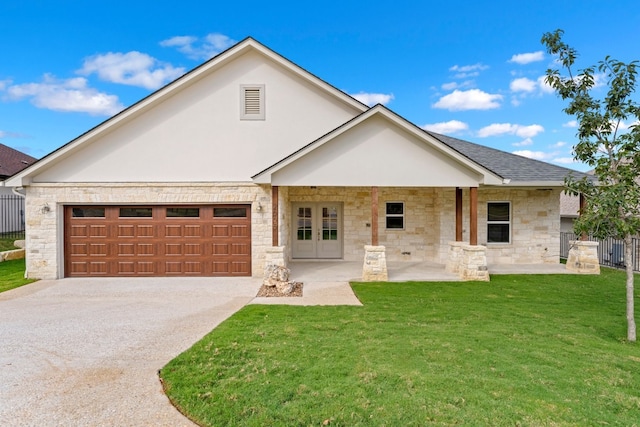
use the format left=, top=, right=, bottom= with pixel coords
left=6, top=38, right=367, bottom=186
left=253, top=105, right=503, bottom=186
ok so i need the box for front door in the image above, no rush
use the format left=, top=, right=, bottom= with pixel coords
left=292, top=203, right=342, bottom=259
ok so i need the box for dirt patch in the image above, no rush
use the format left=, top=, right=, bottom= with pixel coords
left=256, top=282, right=303, bottom=297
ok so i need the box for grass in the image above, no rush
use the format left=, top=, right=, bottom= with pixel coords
left=161, top=270, right=640, bottom=426
left=0, top=236, right=19, bottom=252
left=0, top=258, right=36, bottom=293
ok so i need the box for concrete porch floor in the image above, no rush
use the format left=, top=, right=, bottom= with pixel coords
left=288, top=260, right=570, bottom=283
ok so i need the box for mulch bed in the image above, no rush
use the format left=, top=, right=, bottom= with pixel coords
left=256, top=282, right=304, bottom=297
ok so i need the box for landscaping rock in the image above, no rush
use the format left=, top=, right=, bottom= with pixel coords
left=262, top=265, right=297, bottom=295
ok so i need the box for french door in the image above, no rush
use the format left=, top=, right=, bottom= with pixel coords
left=292, top=203, right=342, bottom=259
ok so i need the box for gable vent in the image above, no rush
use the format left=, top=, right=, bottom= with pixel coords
left=240, top=84, right=265, bottom=120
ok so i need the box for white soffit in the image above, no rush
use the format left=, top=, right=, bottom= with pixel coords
left=253, top=106, right=503, bottom=186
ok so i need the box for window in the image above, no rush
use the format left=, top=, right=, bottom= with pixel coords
left=487, top=202, right=510, bottom=243
left=119, top=207, right=152, bottom=217
left=167, top=207, right=200, bottom=218
left=72, top=207, right=105, bottom=218
left=240, top=84, right=265, bottom=120
left=214, top=207, right=247, bottom=218
left=386, top=202, right=404, bottom=229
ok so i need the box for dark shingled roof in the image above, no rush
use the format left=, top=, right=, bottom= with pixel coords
left=0, top=143, right=37, bottom=179
left=425, top=131, right=587, bottom=183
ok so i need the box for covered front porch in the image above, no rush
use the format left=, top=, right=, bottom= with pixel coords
left=287, top=260, right=571, bottom=283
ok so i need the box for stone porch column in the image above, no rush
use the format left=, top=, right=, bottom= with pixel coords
left=362, top=245, right=388, bottom=281
left=566, top=240, right=600, bottom=274
left=460, top=244, right=490, bottom=281
left=446, top=241, right=466, bottom=274
left=264, top=246, right=286, bottom=272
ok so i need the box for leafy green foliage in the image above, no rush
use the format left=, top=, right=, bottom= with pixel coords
left=541, top=29, right=640, bottom=240
left=542, top=29, right=639, bottom=342
left=161, top=274, right=639, bottom=426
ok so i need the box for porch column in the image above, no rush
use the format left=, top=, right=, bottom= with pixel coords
left=371, top=186, right=379, bottom=246
left=455, top=187, right=463, bottom=241
left=579, top=193, right=587, bottom=241
left=272, top=185, right=279, bottom=246
left=469, top=187, right=478, bottom=246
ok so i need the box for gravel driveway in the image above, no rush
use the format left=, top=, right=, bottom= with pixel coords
left=0, top=277, right=262, bottom=427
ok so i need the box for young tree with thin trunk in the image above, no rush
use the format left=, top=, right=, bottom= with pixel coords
left=542, top=29, right=639, bottom=342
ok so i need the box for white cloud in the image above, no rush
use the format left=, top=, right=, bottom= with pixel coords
left=563, top=120, right=578, bottom=128
left=0, top=130, right=26, bottom=139
left=551, top=141, right=567, bottom=148
left=422, top=120, right=469, bottom=135
left=433, top=89, right=502, bottom=111
left=512, top=138, right=533, bottom=147
left=512, top=150, right=549, bottom=160
left=449, top=63, right=489, bottom=73
left=0, top=79, right=11, bottom=91
left=537, top=75, right=555, bottom=94
left=6, top=74, right=124, bottom=116
left=350, top=92, right=394, bottom=106
left=160, top=32, right=236, bottom=60
left=552, top=157, right=577, bottom=165
left=449, top=63, right=488, bottom=79
left=509, top=51, right=545, bottom=65
left=510, top=77, right=537, bottom=93
left=477, top=123, right=544, bottom=138
left=78, top=51, right=185, bottom=90
left=441, top=80, right=474, bottom=91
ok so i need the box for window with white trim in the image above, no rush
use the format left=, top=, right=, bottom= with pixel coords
left=386, top=202, right=404, bottom=229
left=240, top=84, right=265, bottom=120
left=487, top=202, right=510, bottom=243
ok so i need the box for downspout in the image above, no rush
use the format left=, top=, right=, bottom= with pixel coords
left=11, top=186, right=26, bottom=198
left=10, top=186, right=27, bottom=278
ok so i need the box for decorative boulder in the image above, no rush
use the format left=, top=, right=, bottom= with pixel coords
left=263, top=265, right=295, bottom=294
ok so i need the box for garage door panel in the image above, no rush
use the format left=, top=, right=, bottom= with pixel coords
left=231, top=225, right=250, bottom=237
left=65, top=205, right=251, bottom=277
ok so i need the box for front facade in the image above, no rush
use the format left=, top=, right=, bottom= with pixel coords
left=6, top=38, right=570, bottom=280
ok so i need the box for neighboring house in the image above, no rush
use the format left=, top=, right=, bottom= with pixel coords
left=0, top=143, right=36, bottom=234
left=6, top=38, right=585, bottom=280
left=560, top=193, right=581, bottom=233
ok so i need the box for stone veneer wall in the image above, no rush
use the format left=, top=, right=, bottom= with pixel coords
left=438, top=187, right=561, bottom=265
left=26, top=183, right=563, bottom=279
left=286, top=187, right=440, bottom=262
left=24, top=183, right=272, bottom=279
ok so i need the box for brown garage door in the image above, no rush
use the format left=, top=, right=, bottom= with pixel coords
left=64, top=205, right=251, bottom=277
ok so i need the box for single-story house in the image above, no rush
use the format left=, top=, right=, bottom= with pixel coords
left=5, top=37, right=585, bottom=280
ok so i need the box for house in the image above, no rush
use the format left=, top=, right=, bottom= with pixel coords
left=5, top=38, right=583, bottom=280
left=0, top=143, right=36, bottom=234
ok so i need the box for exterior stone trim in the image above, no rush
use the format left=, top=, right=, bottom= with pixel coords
left=446, top=241, right=466, bottom=273
left=362, top=245, right=388, bottom=281
left=460, top=245, right=490, bottom=281
left=566, top=240, right=600, bottom=274
left=264, top=246, right=286, bottom=270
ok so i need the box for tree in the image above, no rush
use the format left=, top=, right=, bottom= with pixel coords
left=542, top=29, right=640, bottom=342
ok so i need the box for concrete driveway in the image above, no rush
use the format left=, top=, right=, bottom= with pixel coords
left=0, top=277, right=262, bottom=427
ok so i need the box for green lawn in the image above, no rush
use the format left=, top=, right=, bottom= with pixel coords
left=0, top=258, right=36, bottom=293
left=0, top=236, right=19, bottom=252
left=161, top=270, right=639, bottom=426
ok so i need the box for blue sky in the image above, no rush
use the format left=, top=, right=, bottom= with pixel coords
left=1, top=1, right=639, bottom=171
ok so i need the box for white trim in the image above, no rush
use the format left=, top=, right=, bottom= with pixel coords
left=385, top=201, right=405, bottom=230
left=5, top=38, right=367, bottom=187
left=487, top=201, right=511, bottom=244
left=240, top=84, right=265, bottom=120
left=252, top=105, right=504, bottom=186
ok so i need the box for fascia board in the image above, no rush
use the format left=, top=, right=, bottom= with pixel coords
left=254, top=106, right=504, bottom=185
